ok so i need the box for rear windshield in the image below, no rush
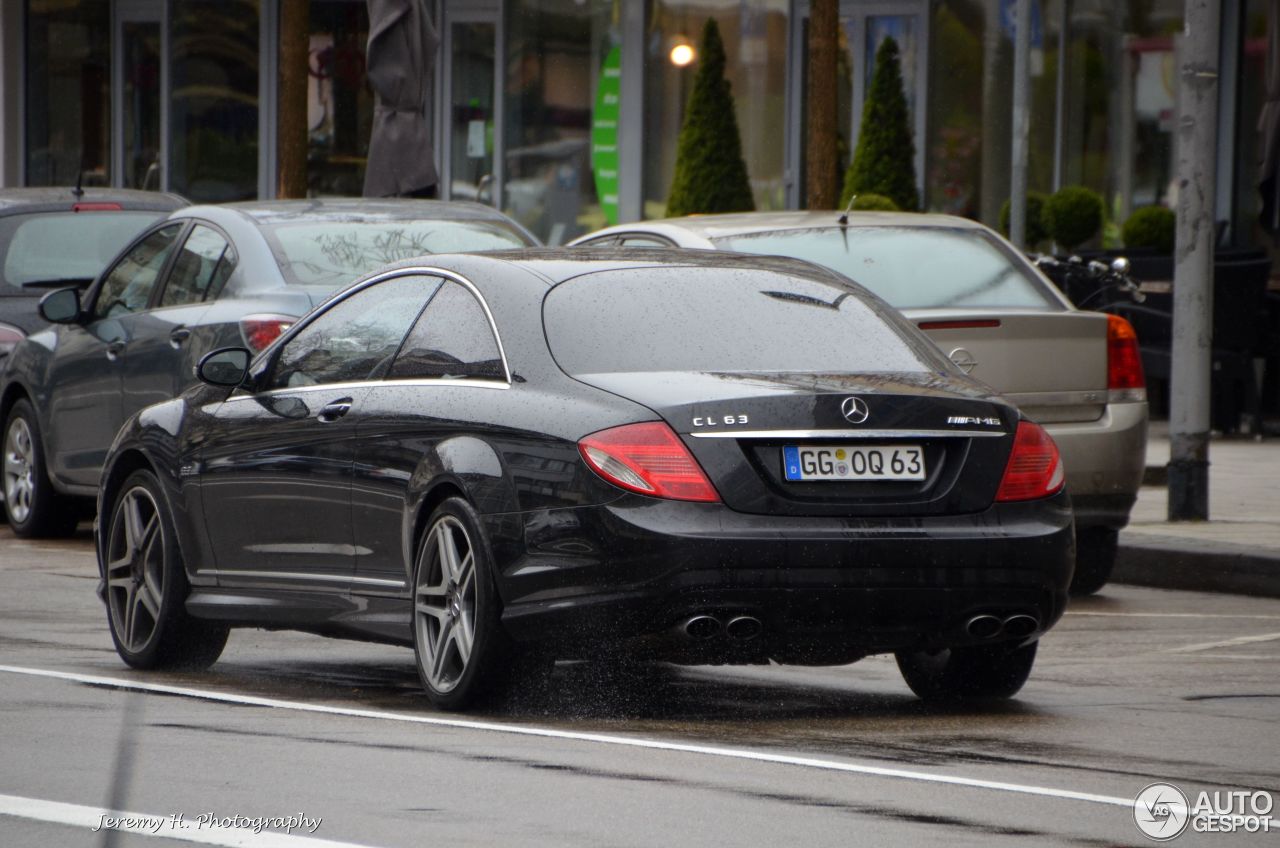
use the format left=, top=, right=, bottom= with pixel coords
left=543, top=267, right=939, bottom=375
left=713, top=227, right=1059, bottom=310
left=0, top=211, right=164, bottom=294
left=261, top=220, right=533, bottom=289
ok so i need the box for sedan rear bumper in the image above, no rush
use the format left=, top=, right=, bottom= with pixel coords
left=496, top=493, right=1074, bottom=660
left=1044, top=400, right=1147, bottom=529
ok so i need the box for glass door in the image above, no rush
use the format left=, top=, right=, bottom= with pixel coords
left=113, top=0, right=166, bottom=190
left=441, top=4, right=502, bottom=207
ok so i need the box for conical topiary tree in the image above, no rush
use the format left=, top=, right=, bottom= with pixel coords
left=665, top=19, right=755, bottom=216
left=840, top=36, right=919, bottom=212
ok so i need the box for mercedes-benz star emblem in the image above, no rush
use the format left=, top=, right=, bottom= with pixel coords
left=948, top=347, right=977, bottom=374
left=840, top=396, right=870, bottom=424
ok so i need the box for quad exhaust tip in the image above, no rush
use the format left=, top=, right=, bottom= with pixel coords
left=683, top=615, right=722, bottom=640
left=725, top=615, right=763, bottom=641
left=682, top=614, right=763, bottom=641
left=1002, top=614, right=1040, bottom=638
left=965, top=614, right=1004, bottom=639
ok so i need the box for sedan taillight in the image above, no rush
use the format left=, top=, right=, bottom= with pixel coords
left=579, top=421, right=720, bottom=503
left=1106, top=314, right=1146, bottom=402
left=240, top=314, right=295, bottom=353
left=995, top=421, right=1065, bottom=502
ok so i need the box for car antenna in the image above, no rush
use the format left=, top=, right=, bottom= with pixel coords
left=837, top=195, right=857, bottom=227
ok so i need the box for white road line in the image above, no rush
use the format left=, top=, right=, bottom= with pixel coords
left=1164, top=631, right=1280, bottom=654
left=1066, top=612, right=1280, bottom=620
left=0, top=664, right=1131, bottom=809
left=0, top=793, right=374, bottom=848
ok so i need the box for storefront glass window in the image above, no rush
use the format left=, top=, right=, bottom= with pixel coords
left=25, top=0, right=111, bottom=186
left=504, top=0, right=617, bottom=244
left=1237, top=0, right=1273, bottom=245
left=170, top=0, right=260, bottom=201
left=644, top=0, right=789, bottom=217
left=308, top=1, right=374, bottom=196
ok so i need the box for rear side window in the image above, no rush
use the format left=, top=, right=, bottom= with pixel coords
left=268, top=274, right=441, bottom=389
left=543, top=267, right=939, bottom=376
left=389, top=281, right=505, bottom=381
left=0, top=211, right=163, bottom=293
left=160, top=224, right=236, bottom=307
left=714, top=227, right=1059, bottom=310
left=91, top=224, right=183, bottom=320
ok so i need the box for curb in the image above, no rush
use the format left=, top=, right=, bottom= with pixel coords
left=1114, top=534, right=1280, bottom=599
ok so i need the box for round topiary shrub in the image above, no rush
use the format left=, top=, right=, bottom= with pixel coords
left=1122, top=205, right=1176, bottom=253
left=848, top=193, right=899, bottom=211
left=998, top=191, right=1049, bottom=248
left=1043, top=185, right=1105, bottom=250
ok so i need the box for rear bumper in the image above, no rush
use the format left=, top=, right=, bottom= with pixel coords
left=495, top=492, right=1074, bottom=659
left=1044, top=400, right=1147, bottom=529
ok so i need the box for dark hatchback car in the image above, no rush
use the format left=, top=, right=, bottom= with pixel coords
left=96, top=249, right=1073, bottom=710
left=0, top=187, right=186, bottom=356
left=1, top=199, right=535, bottom=536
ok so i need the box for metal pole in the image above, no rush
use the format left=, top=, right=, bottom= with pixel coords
left=1010, top=0, right=1031, bottom=248
left=1168, top=0, right=1220, bottom=521
left=1052, top=0, right=1067, bottom=193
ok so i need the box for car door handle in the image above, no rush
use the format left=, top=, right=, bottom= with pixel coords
left=169, top=327, right=191, bottom=348
left=316, top=398, right=353, bottom=423
left=105, top=341, right=126, bottom=362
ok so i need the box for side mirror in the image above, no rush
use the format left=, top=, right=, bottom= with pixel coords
left=38, top=287, right=82, bottom=324
left=197, top=347, right=252, bottom=388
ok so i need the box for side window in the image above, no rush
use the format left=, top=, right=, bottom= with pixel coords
left=389, top=281, right=505, bottom=381
left=91, top=224, right=183, bottom=321
left=268, top=274, right=441, bottom=390
left=576, top=236, right=618, bottom=248
left=160, top=224, right=235, bottom=307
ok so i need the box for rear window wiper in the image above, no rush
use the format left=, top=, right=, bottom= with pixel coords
left=18, top=277, right=94, bottom=290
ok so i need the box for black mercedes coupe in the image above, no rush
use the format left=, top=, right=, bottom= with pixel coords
left=95, top=249, right=1074, bottom=710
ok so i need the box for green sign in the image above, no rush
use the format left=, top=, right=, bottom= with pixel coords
left=591, top=46, right=622, bottom=225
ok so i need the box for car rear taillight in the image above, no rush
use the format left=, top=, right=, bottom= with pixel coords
left=71, top=202, right=122, bottom=212
left=0, top=322, right=24, bottom=359
left=579, top=421, right=720, bottom=503
left=240, top=314, right=295, bottom=352
left=1106, top=313, right=1146, bottom=402
left=995, top=421, right=1065, bottom=502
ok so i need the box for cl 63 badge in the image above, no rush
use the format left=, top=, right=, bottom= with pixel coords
left=692, top=414, right=749, bottom=427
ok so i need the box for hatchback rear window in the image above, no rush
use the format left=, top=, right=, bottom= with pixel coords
left=0, top=211, right=164, bottom=293
left=543, top=266, right=939, bottom=375
left=261, top=220, right=533, bottom=289
left=713, top=227, right=1059, bottom=310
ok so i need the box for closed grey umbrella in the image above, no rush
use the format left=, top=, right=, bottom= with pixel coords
left=1259, top=0, right=1280, bottom=232
left=363, top=0, right=438, bottom=198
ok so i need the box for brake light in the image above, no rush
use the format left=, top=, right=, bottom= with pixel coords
left=1106, top=313, right=1146, bottom=401
left=995, top=421, right=1065, bottom=502
left=240, top=314, right=294, bottom=352
left=579, top=421, right=720, bottom=502
left=71, top=202, right=123, bottom=212
left=917, top=319, right=1002, bottom=331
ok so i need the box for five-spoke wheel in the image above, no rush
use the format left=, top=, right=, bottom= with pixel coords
left=415, top=513, right=478, bottom=695
left=3, top=399, right=79, bottom=537
left=103, top=470, right=228, bottom=670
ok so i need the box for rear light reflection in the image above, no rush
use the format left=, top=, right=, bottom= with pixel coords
left=995, top=421, right=1065, bottom=502
left=579, top=421, right=720, bottom=503
left=1106, top=314, right=1146, bottom=402
left=240, top=314, right=295, bottom=352
left=0, top=322, right=24, bottom=359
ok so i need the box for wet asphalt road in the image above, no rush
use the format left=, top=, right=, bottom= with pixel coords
left=1, top=525, right=1278, bottom=847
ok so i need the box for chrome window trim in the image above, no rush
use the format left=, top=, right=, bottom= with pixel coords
left=687, top=428, right=1008, bottom=439
left=223, top=377, right=510, bottom=403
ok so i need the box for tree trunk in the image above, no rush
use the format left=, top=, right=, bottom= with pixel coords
left=278, top=0, right=309, bottom=198
left=806, top=0, right=839, bottom=209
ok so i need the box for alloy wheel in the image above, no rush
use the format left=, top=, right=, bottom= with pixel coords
left=105, top=486, right=166, bottom=653
left=414, top=515, right=477, bottom=694
left=3, top=416, right=35, bottom=524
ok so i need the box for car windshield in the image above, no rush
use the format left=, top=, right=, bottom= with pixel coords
left=544, top=266, right=940, bottom=375
left=260, top=220, right=533, bottom=289
left=0, top=211, right=164, bottom=294
left=713, top=226, right=1060, bottom=310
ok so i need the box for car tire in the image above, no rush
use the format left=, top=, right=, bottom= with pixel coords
left=412, top=497, right=546, bottom=710
left=1070, top=527, right=1118, bottom=596
left=896, top=640, right=1038, bottom=701
left=3, top=398, right=79, bottom=538
left=103, top=470, right=229, bottom=670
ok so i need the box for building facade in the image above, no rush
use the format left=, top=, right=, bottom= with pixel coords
left=2, top=0, right=1274, bottom=251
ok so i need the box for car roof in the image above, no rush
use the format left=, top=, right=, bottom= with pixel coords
left=596, top=210, right=993, bottom=240
left=0, top=187, right=187, bottom=214
left=207, top=198, right=532, bottom=228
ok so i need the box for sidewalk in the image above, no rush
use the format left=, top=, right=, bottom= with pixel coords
left=1113, top=421, right=1280, bottom=597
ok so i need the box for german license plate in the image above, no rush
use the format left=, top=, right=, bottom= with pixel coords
left=782, top=445, right=925, bottom=482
